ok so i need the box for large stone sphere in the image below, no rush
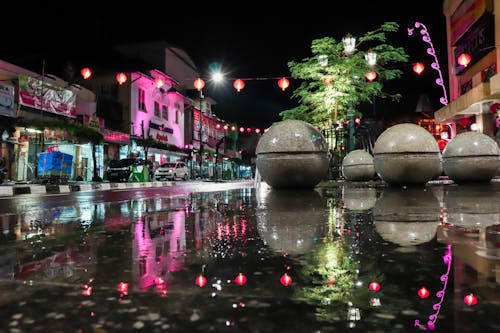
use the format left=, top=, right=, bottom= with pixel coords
left=373, top=123, right=442, bottom=185
left=256, top=119, right=328, bottom=189
left=442, top=131, right=500, bottom=183
left=373, top=187, right=440, bottom=247
left=341, top=149, right=375, bottom=181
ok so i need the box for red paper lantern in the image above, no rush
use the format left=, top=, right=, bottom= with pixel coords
left=280, top=273, right=292, bottom=286
left=154, top=76, right=165, bottom=88
left=365, top=71, right=377, bottom=82
left=116, top=72, right=127, bottom=85
left=195, top=274, right=207, bottom=287
left=464, top=293, right=478, bottom=306
left=418, top=287, right=430, bottom=298
left=457, top=53, right=471, bottom=67
left=278, top=77, right=290, bottom=91
left=80, top=67, right=92, bottom=79
left=413, top=62, right=425, bottom=75
left=234, top=273, right=247, bottom=286
left=194, top=78, right=205, bottom=91
left=368, top=281, right=381, bottom=291
left=233, top=79, right=245, bottom=92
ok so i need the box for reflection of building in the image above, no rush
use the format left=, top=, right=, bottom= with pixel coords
left=435, top=0, right=500, bottom=139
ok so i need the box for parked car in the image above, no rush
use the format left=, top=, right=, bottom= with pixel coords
left=154, top=161, right=188, bottom=181
left=106, top=158, right=153, bottom=182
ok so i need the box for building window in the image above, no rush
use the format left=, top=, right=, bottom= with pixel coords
left=154, top=101, right=160, bottom=117
left=138, top=88, right=146, bottom=111
left=175, top=109, right=179, bottom=124
left=162, top=105, right=168, bottom=120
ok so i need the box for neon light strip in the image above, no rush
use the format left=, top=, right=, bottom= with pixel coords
left=414, top=243, right=452, bottom=330
left=408, top=22, right=449, bottom=106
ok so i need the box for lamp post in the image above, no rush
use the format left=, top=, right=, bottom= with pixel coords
left=194, top=78, right=205, bottom=179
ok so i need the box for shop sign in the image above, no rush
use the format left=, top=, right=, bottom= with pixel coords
left=18, top=74, right=76, bottom=117
left=83, top=115, right=105, bottom=132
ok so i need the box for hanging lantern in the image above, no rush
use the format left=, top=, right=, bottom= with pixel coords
left=80, top=67, right=92, bottom=79
left=418, top=287, right=430, bottom=298
left=464, top=293, right=478, bottom=306
left=116, top=72, right=127, bottom=85
left=368, top=281, right=381, bottom=291
left=342, top=35, right=356, bottom=55
left=458, top=117, right=472, bottom=128
left=239, top=127, right=245, bottom=133
left=233, top=79, right=245, bottom=92
left=278, top=77, right=290, bottom=91
left=255, top=128, right=260, bottom=134
left=318, top=54, right=328, bottom=67
left=413, top=62, right=425, bottom=75
left=231, top=125, right=236, bottom=131
left=194, top=78, right=205, bottom=91
left=195, top=274, right=207, bottom=287
left=365, top=71, right=377, bottom=82
left=234, top=273, right=247, bottom=286
left=280, top=273, right=292, bottom=286
left=457, top=53, right=471, bottom=67
left=154, top=76, right=165, bottom=88
left=365, top=51, right=377, bottom=66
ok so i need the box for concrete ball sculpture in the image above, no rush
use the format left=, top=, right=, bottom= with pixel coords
left=341, top=149, right=375, bottom=181
left=442, top=131, right=500, bottom=183
left=373, top=123, right=442, bottom=185
left=256, top=119, right=329, bottom=189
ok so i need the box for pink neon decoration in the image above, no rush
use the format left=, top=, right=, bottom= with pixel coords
left=408, top=22, right=448, bottom=105
left=414, top=244, right=452, bottom=330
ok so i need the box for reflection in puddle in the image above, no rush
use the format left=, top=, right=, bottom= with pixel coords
left=0, top=184, right=498, bottom=332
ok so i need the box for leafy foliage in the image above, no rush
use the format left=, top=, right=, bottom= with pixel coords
left=280, top=22, right=408, bottom=126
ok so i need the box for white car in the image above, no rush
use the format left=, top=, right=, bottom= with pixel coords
left=154, top=161, right=188, bottom=181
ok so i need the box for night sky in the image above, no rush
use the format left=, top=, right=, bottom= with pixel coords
left=3, top=1, right=447, bottom=129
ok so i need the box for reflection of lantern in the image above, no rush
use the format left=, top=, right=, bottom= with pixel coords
left=82, top=285, right=92, bottom=296
left=278, top=77, right=290, bottom=91
left=418, top=287, right=430, bottom=298
left=116, top=72, right=127, bottom=85
left=195, top=275, right=207, bottom=287
left=280, top=273, right=292, bottom=286
left=457, top=53, right=471, bottom=67
left=365, top=71, right=377, bottom=82
left=194, top=78, right=205, bottom=91
left=464, top=293, right=478, bottom=306
left=233, top=79, right=245, bottom=92
left=368, top=281, right=380, bottom=291
left=234, top=273, right=247, bottom=286
left=413, top=62, right=425, bottom=75
left=80, top=67, right=92, bottom=79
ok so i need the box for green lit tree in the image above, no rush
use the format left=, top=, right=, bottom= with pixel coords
left=280, top=22, right=409, bottom=126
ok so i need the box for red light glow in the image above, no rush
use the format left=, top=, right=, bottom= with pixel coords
left=413, top=62, right=425, bottom=75
left=195, top=275, right=207, bottom=287
left=239, top=127, right=244, bottom=133
left=365, top=71, right=377, bottom=82
left=116, top=72, right=127, bottom=85
left=154, top=77, right=165, bottom=88
left=278, top=77, right=290, bottom=91
left=233, top=79, right=245, bottom=92
left=223, top=125, right=228, bottom=130
left=231, top=125, right=236, bottom=131
left=418, top=287, right=430, bottom=299
left=368, top=281, right=381, bottom=291
left=457, top=53, right=471, bottom=67
left=82, top=285, right=93, bottom=296
left=194, top=78, right=205, bottom=91
left=234, top=273, right=247, bottom=286
left=80, top=67, right=92, bottom=79
left=280, top=273, right=292, bottom=286
left=464, top=293, right=478, bottom=306
left=117, top=282, right=129, bottom=295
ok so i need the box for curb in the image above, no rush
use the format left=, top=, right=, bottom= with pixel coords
left=1, top=181, right=175, bottom=197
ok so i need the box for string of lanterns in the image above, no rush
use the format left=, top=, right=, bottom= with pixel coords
left=194, top=76, right=291, bottom=92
